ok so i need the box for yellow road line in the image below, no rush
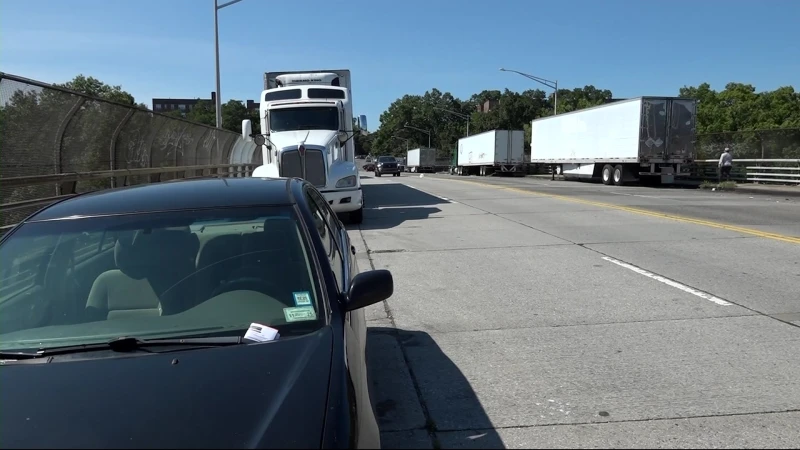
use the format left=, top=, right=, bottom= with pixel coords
left=439, top=178, right=800, bottom=245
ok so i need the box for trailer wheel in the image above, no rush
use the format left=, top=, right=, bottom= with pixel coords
left=602, top=164, right=613, bottom=185
left=613, top=165, right=625, bottom=186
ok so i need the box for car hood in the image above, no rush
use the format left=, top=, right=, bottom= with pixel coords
left=0, top=327, right=334, bottom=449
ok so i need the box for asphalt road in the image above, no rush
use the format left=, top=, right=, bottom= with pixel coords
left=348, top=171, right=800, bottom=449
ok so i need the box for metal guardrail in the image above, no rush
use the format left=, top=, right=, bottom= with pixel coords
left=695, top=159, right=800, bottom=184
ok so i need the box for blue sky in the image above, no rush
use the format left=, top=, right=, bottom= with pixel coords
left=2, top=0, right=799, bottom=129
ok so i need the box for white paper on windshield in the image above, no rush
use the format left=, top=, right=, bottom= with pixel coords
left=243, top=323, right=280, bottom=342
left=283, top=306, right=317, bottom=322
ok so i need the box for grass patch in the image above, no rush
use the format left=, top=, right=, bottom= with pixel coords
left=700, top=180, right=738, bottom=191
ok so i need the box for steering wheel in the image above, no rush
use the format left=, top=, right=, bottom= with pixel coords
left=210, top=276, right=278, bottom=298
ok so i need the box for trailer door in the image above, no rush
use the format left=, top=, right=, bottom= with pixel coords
left=665, top=99, right=696, bottom=161
left=639, top=98, right=669, bottom=161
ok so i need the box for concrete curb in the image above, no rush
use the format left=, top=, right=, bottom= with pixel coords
left=520, top=174, right=800, bottom=198
left=732, top=185, right=800, bottom=198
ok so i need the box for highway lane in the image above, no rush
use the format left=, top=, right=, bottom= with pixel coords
left=351, top=172, right=800, bottom=449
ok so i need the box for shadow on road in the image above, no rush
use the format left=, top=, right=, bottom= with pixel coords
left=345, top=183, right=449, bottom=231
left=367, top=327, right=505, bottom=449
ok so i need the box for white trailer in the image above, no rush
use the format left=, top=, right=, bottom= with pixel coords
left=406, top=148, right=436, bottom=173
left=530, top=97, right=697, bottom=185
left=454, top=130, right=525, bottom=176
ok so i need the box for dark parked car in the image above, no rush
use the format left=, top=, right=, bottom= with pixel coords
left=375, top=156, right=401, bottom=177
left=0, top=177, right=392, bottom=449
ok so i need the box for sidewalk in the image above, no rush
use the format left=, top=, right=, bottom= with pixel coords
left=525, top=174, right=800, bottom=197
left=734, top=183, right=800, bottom=198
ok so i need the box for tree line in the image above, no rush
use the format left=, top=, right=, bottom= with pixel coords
left=362, top=83, right=800, bottom=160
left=4, top=74, right=797, bottom=161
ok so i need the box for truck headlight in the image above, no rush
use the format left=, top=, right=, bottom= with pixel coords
left=336, top=175, right=357, bottom=188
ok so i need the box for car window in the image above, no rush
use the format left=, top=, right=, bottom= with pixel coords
left=0, top=206, right=323, bottom=352
left=305, top=187, right=345, bottom=291
left=378, top=156, right=395, bottom=162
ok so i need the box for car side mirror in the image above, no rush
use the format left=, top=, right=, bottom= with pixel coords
left=345, top=269, right=393, bottom=312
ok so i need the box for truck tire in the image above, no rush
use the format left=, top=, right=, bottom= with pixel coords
left=602, top=164, right=614, bottom=185
left=613, top=165, right=625, bottom=186
left=350, top=207, right=363, bottom=224
left=376, top=171, right=381, bottom=177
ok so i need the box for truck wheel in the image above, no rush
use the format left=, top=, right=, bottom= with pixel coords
left=613, top=165, right=625, bottom=186
left=350, top=207, right=363, bottom=224
left=376, top=171, right=381, bottom=177
left=602, top=164, right=613, bottom=185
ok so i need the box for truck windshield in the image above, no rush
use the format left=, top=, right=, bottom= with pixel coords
left=270, top=107, right=339, bottom=132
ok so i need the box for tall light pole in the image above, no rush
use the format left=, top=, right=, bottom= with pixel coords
left=403, top=123, right=431, bottom=149
left=391, top=135, right=410, bottom=153
left=214, top=0, right=244, bottom=129
left=433, top=106, right=470, bottom=136
left=499, top=68, right=558, bottom=115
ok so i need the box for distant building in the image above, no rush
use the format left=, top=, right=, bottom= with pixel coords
left=151, top=92, right=259, bottom=116
left=476, top=99, right=499, bottom=113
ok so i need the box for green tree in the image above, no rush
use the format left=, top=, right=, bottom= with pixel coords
left=372, top=81, right=799, bottom=161
left=55, top=74, right=135, bottom=105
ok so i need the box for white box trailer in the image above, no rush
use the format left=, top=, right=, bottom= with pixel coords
left=406, top=148, right=436, bottom=173
left=454, top=129, right=525, bottom=176
left=530, top=97, right=697, bottom=185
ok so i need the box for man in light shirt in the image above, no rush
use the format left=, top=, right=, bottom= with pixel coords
left=718, top=147, right=734, bottom=182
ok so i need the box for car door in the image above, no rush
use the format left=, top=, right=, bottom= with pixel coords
left=304, top=186, right=378, bottom=448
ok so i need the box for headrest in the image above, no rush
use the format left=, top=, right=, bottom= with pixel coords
left=114, top=235, right=156, bottom=280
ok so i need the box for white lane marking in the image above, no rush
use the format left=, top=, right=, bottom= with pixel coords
left=601, top=256, right=732, bottom=306
left=403, top=183, right=457, bottom=203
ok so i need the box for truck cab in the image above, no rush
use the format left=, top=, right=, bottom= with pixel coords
left=242, top=70, right=368, bottom=223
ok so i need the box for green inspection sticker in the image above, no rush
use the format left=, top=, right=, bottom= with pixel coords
left=283, top=306, right=317, bottom=323
left=292, top=291, right=312, bottom=307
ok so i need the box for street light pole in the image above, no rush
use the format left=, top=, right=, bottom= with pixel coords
left=499, top=68, right=559, bottom=116
left=404, top=124, right=431, bottom=149
left=433, top=106, right=470, bottom=136
left=391, top=135, right=410, bottom=153
left=214, top=0, right=244, bottom=129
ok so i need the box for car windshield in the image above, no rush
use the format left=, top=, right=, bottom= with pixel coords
left=0, top=206, right=323, bottom=352
left=378, top=156, right=395, bottom=163
left=270, top=106, right=339, bottom=132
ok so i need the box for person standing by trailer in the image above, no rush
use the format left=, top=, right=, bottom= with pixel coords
left=718, top=147, right=734, bottom=182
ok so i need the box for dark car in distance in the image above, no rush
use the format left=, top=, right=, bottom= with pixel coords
left=0, top=177, right=392, bottom=449
left=375, top=156, right=401, bottom=177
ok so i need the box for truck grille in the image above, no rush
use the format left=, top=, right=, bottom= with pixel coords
left=280, top=149, right=326, bottom=187
left=381, top=163, right=397, bottom=169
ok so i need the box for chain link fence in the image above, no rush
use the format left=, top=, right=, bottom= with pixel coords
left=0, top=72, right=257, bottom=229
left=696, top=128, right=800, bottom=160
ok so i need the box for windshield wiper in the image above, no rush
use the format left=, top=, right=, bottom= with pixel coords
left=0, top=336, right=244, bottom=360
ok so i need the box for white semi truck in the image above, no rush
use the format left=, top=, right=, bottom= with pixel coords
left=242, top=69, right=368, bottom=223
left=405, top=148, right=436, bottom=173
left=454, top=129, right=525, bottom=176
left=530, top=97, right=697, bottom=185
